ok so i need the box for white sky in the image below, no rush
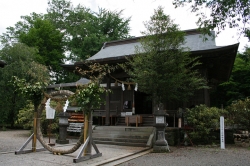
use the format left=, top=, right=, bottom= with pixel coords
left=0, top=0, right=249, bottom=52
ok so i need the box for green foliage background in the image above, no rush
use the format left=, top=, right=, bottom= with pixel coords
left=173, top=0, right=250, bottom=40
left=227, top=98, right=250, bottom=131
left=0, top=0, right=130, bottom=128
left=185, top=105, right=228, bottom=144
left=15, top=100, right=59, bottom=134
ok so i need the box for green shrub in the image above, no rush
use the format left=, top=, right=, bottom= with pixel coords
left=227, top=98, right=250, bottom=131
left=15, top=100, right=59, bottom=135
left=185, top=104, right=227, bottom=144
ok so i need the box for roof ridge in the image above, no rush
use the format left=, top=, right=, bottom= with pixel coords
left=102, top=29, right=206, bottom=48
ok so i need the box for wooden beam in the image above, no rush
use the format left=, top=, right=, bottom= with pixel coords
left=105, top=76, right=111, bottom=125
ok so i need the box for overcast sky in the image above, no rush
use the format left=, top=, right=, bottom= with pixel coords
left=0, top=0, right=249, bottom=52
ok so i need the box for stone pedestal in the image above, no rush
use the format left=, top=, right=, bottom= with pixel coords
left=153, top=126, right=170, bottom=152
left=153, top=108, right=170, bottom=152
left=56, top=112, right=70, bottom=144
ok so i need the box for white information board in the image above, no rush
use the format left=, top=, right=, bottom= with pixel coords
left=220, top=116, right=225, bottom=149
left=156, top=116, right=165, bottom=124
left=125, top=112, right=132, bottom=116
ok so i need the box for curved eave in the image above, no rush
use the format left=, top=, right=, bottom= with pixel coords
left=61, top=43, right=239, bottom=84
left=87, top=43, right=239, bottom=64
left=191, top=43, right=239, bottom=56
left=194, top=43, right=239, bottom=83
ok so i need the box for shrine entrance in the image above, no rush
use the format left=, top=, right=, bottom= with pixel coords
left=134, top=91, right=152, bottom=114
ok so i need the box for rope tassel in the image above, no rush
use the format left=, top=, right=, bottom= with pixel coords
left=122, top=83, right=125, bottom=91
left=128, top=84, right=131, bottom=90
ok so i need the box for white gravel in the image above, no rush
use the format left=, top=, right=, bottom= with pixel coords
left=2, top=130, right=250, bottom=166
left=119, top=146, right=250, bottom=166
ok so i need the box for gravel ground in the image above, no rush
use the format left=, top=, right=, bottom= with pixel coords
left=0, top=129, right=78, bottom=153
left=119, top=146, right=250, bottom=166
left=1, top=130, right=250, bottom=166
left=0, top=130, right=33, bottom=152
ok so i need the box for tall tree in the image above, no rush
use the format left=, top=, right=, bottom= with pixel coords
left=19, top=18, right=64, bottom=83
left=173, top=0, right=250, bottom=39
left=0, top=43, right=49, bottom=127
left=46, top=0, right=73, bottom=31
left=0, top=13, right=44, bottom=47
left=46, top=0, right=131, bottom=61
left=0, top=13, right=65, bottom=83
left=125, top=6, right=207, bottom=109
left=0, top=0, right=131, bottom=83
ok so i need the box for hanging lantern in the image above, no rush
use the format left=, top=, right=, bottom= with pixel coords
left=45, top=98, right=55, bottom=119
left=122, top=83, right=125, bottom=91
left=128, top=84, right=131, bottom=90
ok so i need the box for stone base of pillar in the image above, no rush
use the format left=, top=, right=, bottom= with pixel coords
left=153, top=145, right=170, bottom=152
left=153, top=130, right=170, bottom=152
left=56, top=139, right=69, bottom=144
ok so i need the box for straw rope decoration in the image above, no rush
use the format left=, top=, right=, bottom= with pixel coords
left=109, top=74, right=138, bottom=91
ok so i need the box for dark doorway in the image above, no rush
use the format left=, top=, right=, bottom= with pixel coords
left=134, top=91, right=152, bottom=114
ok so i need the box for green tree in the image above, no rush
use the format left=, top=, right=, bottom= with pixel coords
left=69, top=62, right=112, bottom=155
left=227, top=98, right=250, bottom=131
left=0, top=43, right=37, bottom=127
left=46, top=0, right=73, bottom=31
left=10, top=62, right=50, bottom=152
left=239, top=46, right=250, bottom=62
left=46, top=0, right=131, bottom=61
left=125, top=6, right=207, bottom=109
left=1, top=0, right=131, bottom=83
left=19, top=18, right=64, bottom=83
left=0, top=13, right=44, bottom=47
left=0, top=13, right=65, bottom=83
left=173, top=0, right=250, bottom=39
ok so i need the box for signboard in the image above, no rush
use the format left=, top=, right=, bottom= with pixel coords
left=121, top=112, right=126, bottom=117
left=156, top=116, right=165, bottom=124
left=125, top=112, right=132, bottom=116
left=220, top=116, right=225, bottom=149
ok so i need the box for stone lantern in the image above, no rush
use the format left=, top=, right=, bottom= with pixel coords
left=153, top=106, right=170, bottom=152
left=56, top=112, right=71, bottom=144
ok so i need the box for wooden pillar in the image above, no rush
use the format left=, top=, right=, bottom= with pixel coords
left=204, top=88, right=210, bottom=106
left=32, top=111, right=37, bottom=152
left=121, top=89, right=124, bottom=113
left=203, top=68, right=210, bottom=106
left=105, top=76, right=111, bottom=125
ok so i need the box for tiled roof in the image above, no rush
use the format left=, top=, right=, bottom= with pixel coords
left=87, top=29, right=225, bottom=61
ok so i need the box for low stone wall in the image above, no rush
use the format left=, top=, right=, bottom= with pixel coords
left=233, top=130, right=250, bottom=147
left=164, top=127, right=235, bottom=146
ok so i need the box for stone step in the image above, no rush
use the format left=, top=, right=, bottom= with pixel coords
left=94, top=126, right=154, bottom=132
left=116, top=116, right=154, bottom=126
left=92, top=126, right=154, bottom=147
left=92, top=133, right=150, bottom=139
left=93, top=137, right=148, bottom=143
left=93, top=140, right=148, bottom=147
